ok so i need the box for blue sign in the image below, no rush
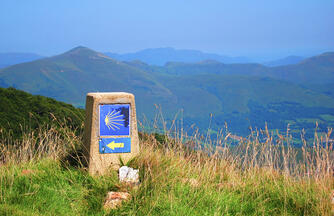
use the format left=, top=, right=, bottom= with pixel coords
left=99, top=137, right=131, bottom=153
left=99, top=104, right=130, bottom=136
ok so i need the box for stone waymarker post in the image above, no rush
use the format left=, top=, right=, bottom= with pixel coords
left=84, top=92, right=139, bottom=175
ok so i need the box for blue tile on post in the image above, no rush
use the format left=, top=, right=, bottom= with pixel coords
left=99, top=104, right=130, bottom=136
left=99, top=137, right=131, bottom=154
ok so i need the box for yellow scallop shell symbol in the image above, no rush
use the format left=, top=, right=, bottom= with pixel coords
left=104, top=110, right=124, bottom=130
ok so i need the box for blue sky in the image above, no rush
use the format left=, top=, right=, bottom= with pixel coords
left=0, top=0, right=333, bottom=60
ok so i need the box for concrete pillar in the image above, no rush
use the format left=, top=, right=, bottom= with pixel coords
left=84, top=92, right=139, bottom=175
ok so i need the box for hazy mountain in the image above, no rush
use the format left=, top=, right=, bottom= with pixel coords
left=1, top=46, right=333, bottom=137
left=0, top=52, right=44, bottom=68
left=159, top=60, right=268, bottom=76
left=0, top=46, right=174, bottom=114
left=269, top=52, right=334, bottom=84
left=105, top=47, right=251, bottom=66
left=153, top=52, right=334, bottom=85
left=264, top=55, right=305, bottom=67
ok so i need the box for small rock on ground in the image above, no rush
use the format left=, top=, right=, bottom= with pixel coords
left=21, top=169, right=34, bottom=175
left=119, top=166, right=139, bottom=184
left=104, top=192, right=131, bottom=210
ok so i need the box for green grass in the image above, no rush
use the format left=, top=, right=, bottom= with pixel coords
left=0, top=122, right=333, bottom=215
left=0, top=147, right=331, bottom=215
left=0, top=159, right=119, bottom=215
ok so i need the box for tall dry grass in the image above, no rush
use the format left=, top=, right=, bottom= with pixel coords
left=0, top=119, right=83, bottom=165
left=0, top=111, right=333, bottom=215
left=135, top=111, right=334, bottom=215
left=140, top=110, right=333, bottom=179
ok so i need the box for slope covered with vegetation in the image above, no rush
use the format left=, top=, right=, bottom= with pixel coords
left=0, top=87, right=84, bottom=138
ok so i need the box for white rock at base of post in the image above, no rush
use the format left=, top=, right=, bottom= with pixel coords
left=119, top=166, right=139, bottom=184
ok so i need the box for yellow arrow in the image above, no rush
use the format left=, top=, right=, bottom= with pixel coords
left=107, top=141, right=124, bottom=150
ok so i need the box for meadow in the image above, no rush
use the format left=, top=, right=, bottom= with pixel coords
left=0, top=114, right=333, bottom=216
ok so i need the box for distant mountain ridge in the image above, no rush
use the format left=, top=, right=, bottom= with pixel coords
left=105, top=47, right=251, bottom=66
left=0, top=52, right=44, bottom=69
left=269, top=52, right=334, bottom=84
left=0, top=46, right=174, bottom=114
left=263, top=55, right=305, bottom=67
left=1, top=46, right=333, bottom=136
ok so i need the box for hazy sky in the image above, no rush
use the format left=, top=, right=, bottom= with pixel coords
left=0, top=0, right=333, bottom=60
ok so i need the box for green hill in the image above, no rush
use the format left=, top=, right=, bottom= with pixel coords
left=0, top=87, right=84, bottom=138
left=1, top=47, right=333, bottom=137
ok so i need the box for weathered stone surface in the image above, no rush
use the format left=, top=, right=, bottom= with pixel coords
left=119, top=166, right=139, bottom=184
left=104, top=191, right=131, bottom=210
left=84, top=92, right=140, bottom=175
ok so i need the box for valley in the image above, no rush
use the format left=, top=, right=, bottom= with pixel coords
left=0, top=46, right=333, bottom=139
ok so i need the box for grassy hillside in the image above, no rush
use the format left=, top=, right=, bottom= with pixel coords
left=0, top=87, right=84, bottom=138
left=0, top=118, right=333, bottom=215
